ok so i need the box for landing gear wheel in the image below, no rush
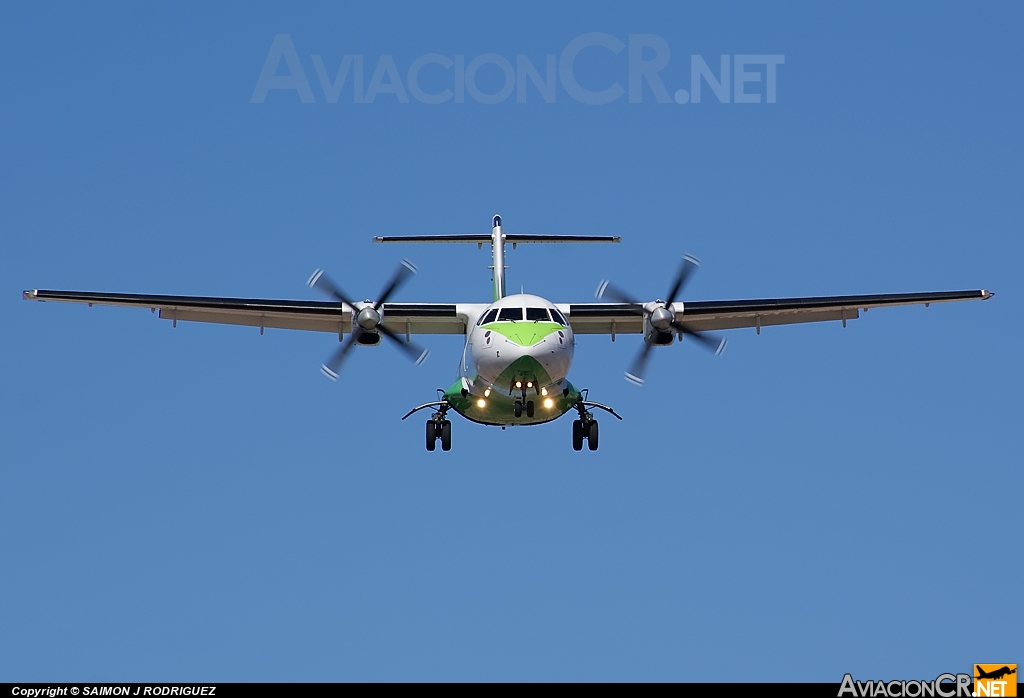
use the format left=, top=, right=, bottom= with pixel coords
left=514, top=400, right=523, bottom=418
left=426, top=420, right=436, bottom=451
left=587, top=420, right=599, bottom=451
left=440, top=420, right=452, bottom=451
left=572, top=419, right=584, bottom=451
left=526, top=400, right=535, bottom=418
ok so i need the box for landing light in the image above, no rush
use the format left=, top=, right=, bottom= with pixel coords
left=484, top=388, right=491, bottom=397
left=526, top=381, right=533, bottom=388
left=477, top=399, right=486, bottom=408
left=515, top=381, right=522, bottom=388
left=543, top=398, right=554, bottom=409
left=540, top=387, right=548, bottom=396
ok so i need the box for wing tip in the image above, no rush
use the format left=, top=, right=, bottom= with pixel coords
left=22, top=289, right=38, bottom=300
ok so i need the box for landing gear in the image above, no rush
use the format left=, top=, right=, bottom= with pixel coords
left=418, top=399, right=453, bottom=452
left=426, top=418, right=452, bottom=451
left=570, top=394, right=614, bottom=451
left=514, top=400, right=535, bottom=419
left=572, top=417, right=598, bottom=450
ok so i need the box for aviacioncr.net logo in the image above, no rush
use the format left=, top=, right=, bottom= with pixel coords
left=250, top=33, right=784, bottom=106
left=838, top=673, right=973, bottom=698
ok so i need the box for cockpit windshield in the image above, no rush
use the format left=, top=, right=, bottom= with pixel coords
left=497, top=307, right=524, bottom=322
left=485, top=306, right=565, bottom=324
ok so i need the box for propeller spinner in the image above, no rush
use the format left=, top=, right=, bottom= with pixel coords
left=596, top=254, right=726, bottom=386
left=307, top=259, right=429, bottom=380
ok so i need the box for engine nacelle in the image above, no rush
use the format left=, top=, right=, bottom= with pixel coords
left=641, top=304, right=674, bottom=346
left=643, top=315, right=674, bottom=346
left=353, top=305, right=383, bottom=345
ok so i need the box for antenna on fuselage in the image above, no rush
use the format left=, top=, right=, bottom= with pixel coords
left=373, top=215, right=620, bottom=301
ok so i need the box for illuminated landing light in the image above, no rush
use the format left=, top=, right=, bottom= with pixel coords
left=515, top=381, right=522, bottom=389
left=543, top=398, right=554, bottom=409
left=540, top=387, right=548, bottom=396
left=477, top=399, right=487, bottom=408
left=526, top=381, right=533, bottom=388
left=484, top=388, right=491, bottom=397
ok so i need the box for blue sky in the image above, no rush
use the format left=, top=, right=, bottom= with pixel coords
left=1, top=2, right=1020, bottom=682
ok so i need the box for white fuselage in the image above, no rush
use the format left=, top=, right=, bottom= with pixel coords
left=447, top=293, right=577, bottom=425
left=465, top=293, right=574, bottom=390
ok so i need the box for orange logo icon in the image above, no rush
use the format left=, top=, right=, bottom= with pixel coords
left=975, top=665, right=1017, bottom=697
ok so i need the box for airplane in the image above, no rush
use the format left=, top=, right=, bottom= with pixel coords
left=976, top=666, right=1016, bottom=681
left=23, top=214, right=992, bottom=452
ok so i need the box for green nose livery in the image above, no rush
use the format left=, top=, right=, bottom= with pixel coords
left=484, top=321, right=563, bottom=347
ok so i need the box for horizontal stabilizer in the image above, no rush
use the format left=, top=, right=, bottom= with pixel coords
left=375, top=234, right=620, bottom=244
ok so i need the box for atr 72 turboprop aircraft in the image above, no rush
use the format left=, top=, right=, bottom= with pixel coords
left=24, top=215, right=992, bottom=452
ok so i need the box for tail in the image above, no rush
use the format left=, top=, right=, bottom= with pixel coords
left=375, top=214, right=619, bottom=302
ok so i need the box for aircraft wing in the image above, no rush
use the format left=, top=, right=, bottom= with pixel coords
left=22, top=289, right=468, bottom=335
left=566, top=290, right=992, bottom=335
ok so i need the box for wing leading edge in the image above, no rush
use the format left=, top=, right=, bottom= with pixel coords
left=22, top=289, right=466, bottom=335
left=24, top=288, right=992, bottom=337
left=566, top=289, right=992, bottom=335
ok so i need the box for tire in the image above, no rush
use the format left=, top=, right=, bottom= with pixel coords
left=526, top=400, right=535, bottom=418
left=572, top=419, right=584, bottom=451
left=426, top=420, right=436, bottom=451
left=514, top=401, right=523, bottom=418
left=440, top=420, right=452, bottom=452
left=587, top=420, right=599, bottom=451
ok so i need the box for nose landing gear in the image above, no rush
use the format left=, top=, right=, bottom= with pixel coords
left=511, top=379, right=538, bottom=420
left=515, top=400, right=535, bottom=418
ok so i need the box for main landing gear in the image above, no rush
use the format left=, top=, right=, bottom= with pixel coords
left=571, top=400, right=599, bottom=451
left=570, top=393, right=622, bottom=452
left=426, top=417, right=451, bottom=452
left=426, top=399, right=453, bottom=451
left=572, top=417, right=599, bottom=451
left=401, top=397, right=453, bottom=452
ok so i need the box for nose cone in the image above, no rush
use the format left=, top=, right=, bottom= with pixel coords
left=492, top=214, right=502, bottom=228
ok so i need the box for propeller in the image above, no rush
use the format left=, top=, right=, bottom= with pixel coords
left=307, top=259, right=429, bottom=380
left=596, top=254, right=726, bottom=386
